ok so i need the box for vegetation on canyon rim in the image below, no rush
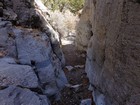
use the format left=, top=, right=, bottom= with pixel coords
left=41, top=0, right=84, bottom=13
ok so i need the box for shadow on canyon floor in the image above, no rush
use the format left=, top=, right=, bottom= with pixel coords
left=52, top=44, right=95, bottom=105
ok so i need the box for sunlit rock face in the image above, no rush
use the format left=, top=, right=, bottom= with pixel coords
left=84, top=0, right=140, bottom=105
left=75, top=0, right=93, bottom=51
left=0, top=0, right=68, bottom=104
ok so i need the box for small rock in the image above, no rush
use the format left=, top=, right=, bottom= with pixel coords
left=88, top=84, right=93, bottom=91
left=74, top=65, right=84, bottom=68
left=80, top=99, right=92, bottom=105
left=65, top=84, right=82, bottom=91
left=65, top=66, right=74, bottom=71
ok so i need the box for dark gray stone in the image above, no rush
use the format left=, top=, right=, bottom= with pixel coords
left=15, top=29, right=67, bottom=98
left=0, top=86, right=50, bottom=105
left=0, top=7, right=3, bottom=17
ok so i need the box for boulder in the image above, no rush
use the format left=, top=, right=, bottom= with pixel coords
left=0, top=59, right=38, bottom=88
left=0, top=86, right=50, bottom=105
left=15, top=32, right=51, bottom=65
left=1, top=0, right=68, bottom=102
left=15, top=29, right=67, bottom=98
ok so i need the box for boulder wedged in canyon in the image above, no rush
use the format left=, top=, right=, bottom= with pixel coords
left=82, top=0, right=140, bottom=105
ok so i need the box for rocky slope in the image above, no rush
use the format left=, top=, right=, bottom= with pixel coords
left=0, top=0, right=68, bottom=104
left=78, top=0, right=140, bottom=105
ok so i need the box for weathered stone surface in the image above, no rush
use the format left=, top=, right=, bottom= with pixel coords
left=126, top=94, right=140, bottom=105
left=0, top=19, right=17, bottom=58
left=76, top=0, right=93, bottom=51
left=1, top=0, right=67, bottom=103
left=34, top=1, right=65, bottom=66
left=15, top=31, right=51, bottom=65
left=3, top=8, right=17, bottom=21
left=0, top=59, right=38, bottom=88
left=80, top=99, right=92, bottom=105
left=15, top=28, right=67, bottom=98
left=0, top=86, right=50, bottom=105
left=8, top=0, right=65, bottom=67
left=0, top=57, right=16, bottom=64
left=0, top=27, right=9, bottom=46
left=84, top=0, right=140, bottom=105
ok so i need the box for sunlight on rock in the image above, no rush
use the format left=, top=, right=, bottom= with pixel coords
left=0, top=0, right=139, bottom=105
left=34, top=0, right=48, bottom=12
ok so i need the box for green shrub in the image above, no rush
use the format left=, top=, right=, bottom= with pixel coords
left=41, top=0, right=84, bottom=13
left=68, top=0, right=84, bottom=13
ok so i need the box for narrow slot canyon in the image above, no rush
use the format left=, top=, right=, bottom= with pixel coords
left=0, top=0, right=139, bottom=105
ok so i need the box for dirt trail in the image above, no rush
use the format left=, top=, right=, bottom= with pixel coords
left=52, top=43, right=94, bottom=105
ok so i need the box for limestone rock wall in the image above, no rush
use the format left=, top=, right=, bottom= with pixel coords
left=75, top=0, right=93, bottom=51
left=84, top=0, right=140, bottom=105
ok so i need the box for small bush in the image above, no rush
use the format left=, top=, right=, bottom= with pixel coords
left=68, top=0, right=84, bottom=13
left=49, top=10, right=78, bottom=37
left=41, top=0, right=84, bottom=13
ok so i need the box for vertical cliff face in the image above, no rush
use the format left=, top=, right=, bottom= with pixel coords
left=75, top=0, right=92, bottom=51
left=84, top=0, right=140, bottom=105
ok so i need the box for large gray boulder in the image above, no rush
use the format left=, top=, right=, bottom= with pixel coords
left=1, top=0, right=68, bottom=102
left=15, top=29, right=67, bottom=98
left=0, top=59, right=38, bottom=88
left=15, top=32, right=51, bottom=65
left=0, top=86, right=50, bottom=105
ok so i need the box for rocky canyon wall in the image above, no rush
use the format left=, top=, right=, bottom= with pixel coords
left=0, top=0, right=67, bottom=104
left=82, top=0, right=140, bottom=105
left=75, top=0, right=92, bottom=51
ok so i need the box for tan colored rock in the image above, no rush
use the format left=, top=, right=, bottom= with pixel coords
left=84, top=0, right=140, bottom=105
left=75, top=0, right=93, bottom=51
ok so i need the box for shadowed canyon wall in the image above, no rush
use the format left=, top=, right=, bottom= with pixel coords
left=79, top=0, right=140, bottom=105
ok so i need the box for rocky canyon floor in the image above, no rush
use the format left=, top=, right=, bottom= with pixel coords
left=52, top=39, right=94, bottom=105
